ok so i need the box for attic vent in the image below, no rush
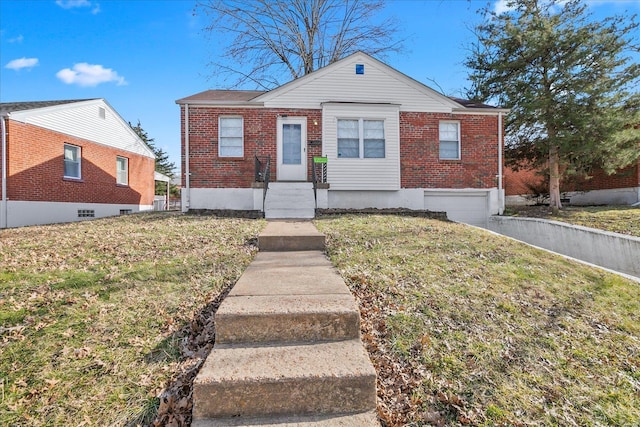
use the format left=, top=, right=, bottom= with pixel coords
left=98, top=107, right=106, bottom=119
left=78, top=209, right=95, bottom=218
left=355, top=64, right=364, bottom=75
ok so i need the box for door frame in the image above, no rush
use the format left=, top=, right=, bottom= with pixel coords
left=276, top=116, right=307, bottom=181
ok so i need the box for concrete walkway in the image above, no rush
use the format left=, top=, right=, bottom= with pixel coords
left=192, top=221, right=379, bottom=426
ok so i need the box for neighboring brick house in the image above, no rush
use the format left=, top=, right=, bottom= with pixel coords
left=505, top=162, right=640, bottom=206
left=176, top=52, right=508, bottom=226
left=0, top=99, right=156, bottom=228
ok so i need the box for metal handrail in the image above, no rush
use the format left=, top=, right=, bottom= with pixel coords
left=312, top=157, right=327, bottom=210
left=255, top=155, right=270, bottom=212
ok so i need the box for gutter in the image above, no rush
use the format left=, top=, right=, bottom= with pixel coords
left=498, top=111, right=504, bottom=214
left=1, top=114, right=7, bottom=228
left=183, top=104, right=190, bottom=213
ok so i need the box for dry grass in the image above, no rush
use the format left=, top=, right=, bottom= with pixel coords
left=0, top=213, right=264, bottom=426
left=316, top=215, right=640, bottom=426
left=507, top=205, right=640, bottom=237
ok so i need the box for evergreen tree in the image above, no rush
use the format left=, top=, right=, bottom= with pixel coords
left=130, top=121, right=178, bottom=196
left=466, top=0, right=640, bottom=210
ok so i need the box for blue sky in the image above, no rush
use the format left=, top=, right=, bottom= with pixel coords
left=1, top=0, right=639, bottom=171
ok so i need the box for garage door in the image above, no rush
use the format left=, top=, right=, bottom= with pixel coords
left=424, top=191, right=489, bottom=227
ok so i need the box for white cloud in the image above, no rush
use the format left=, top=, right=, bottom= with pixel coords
left=56, top=0, right=90, bottom=9
left=56, top=0, right=100, bottom=13
left=5, top=57, right=39, bottom=71
left=9, top=35, right=24, bottom=43
left=494, top=0, right=512, bottom=15
left=56, top=63, right=127, bottom=87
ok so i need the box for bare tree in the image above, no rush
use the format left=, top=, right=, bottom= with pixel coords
left=197, top=0, right=402, bottom=89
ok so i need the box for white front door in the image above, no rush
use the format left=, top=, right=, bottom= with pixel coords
left=277, top=117, right=307, bottom=181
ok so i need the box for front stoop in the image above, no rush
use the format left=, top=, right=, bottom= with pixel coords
left=264, top=182, right=315, bottom=219
left=192, top=226, right=379, bottom=426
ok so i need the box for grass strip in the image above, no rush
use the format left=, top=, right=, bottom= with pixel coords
left=1, top=213, right=264, bottom=426
left=316, top=214, right=640, bottom=426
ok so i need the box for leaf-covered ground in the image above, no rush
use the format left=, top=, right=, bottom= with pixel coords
left=0, top=213, right=263, bottom=426
left=506, top=205, right=640, bottom=237
left=316, top=215, right=640, bottom=426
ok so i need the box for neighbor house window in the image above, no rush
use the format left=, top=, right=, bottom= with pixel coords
left=64, top=144, right=81, bottom=179
left=337, top=119, right=385, bottom=158
left=219, top=116, right=244, bottom=157
left=439, top=121, right=460, bottom=160
left=116, top=156, right=128, bottom=185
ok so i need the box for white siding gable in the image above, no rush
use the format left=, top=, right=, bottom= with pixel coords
left=257, top=52, right=459, bottom=113
left=323, top=103, right=400, bottom=190
left=9, top=99, right=155, bottom=158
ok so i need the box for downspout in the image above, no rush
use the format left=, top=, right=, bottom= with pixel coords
left=1, top=115, right=7, bottom=229
left=497, top=111, right=504, bottom=214
left=183, top=104, right=190, bottom=213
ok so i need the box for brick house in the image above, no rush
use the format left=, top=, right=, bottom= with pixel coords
left=176, top=52, right=508, bottom=226
left=504, top=162, right=640, bottom=206
left=0, top=99, right=156, bottom=228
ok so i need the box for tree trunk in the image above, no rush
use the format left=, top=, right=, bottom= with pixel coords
left=548, top=144, right=562, bottom=212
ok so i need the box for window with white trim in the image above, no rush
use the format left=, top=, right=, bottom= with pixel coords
left=337, top=119, right=385, bottom=158
left=116, top=156, right=129, bottom=185
left=439, top=121, right=460, bottom=160
left=219, top=116, right=244, bottom=157
left=64, top=144, right=81, bottom=179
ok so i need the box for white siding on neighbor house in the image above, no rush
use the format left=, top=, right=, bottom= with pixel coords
left=5, top=200, right=152, bottom=228
left=260, top=53, right=456, bottom=113
left=8, top=100, right=154, bottom=158
left=323, top=103, right=400, bottom=190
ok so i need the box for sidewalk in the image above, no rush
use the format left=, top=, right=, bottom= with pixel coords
left=192, top=221, right=379, bottom=426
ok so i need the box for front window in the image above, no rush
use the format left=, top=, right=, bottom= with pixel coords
left=439, top=121, right=460, bottom=160
left=64, top=144, right=81, bottom=179
left=219, top=116, right=244, bottom=157
left=337, top=119, right=385, bottom=159
left=116, top=156, right=128, bottom=185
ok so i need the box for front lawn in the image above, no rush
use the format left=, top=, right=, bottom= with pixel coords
left=506, top=205, right=640, bottom=237
left=0, top=213, right=263, bottom=426
left=316, top=215, right=640, bottom=426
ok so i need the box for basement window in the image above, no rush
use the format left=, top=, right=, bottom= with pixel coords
left=78, top=209, right=95, bottom=218
left=120, top=209, right=132, bottom=215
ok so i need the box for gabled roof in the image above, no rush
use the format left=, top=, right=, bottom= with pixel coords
left=1, top=98, right=155, bottom=158
left=251, top=51, right=461, bottom=109
left=0, top=99, right=98, bottom=115
left=175, top=51, right=507, bottom=113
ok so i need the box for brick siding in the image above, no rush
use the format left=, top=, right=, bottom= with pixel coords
left=504, top=163, right=640, bottom=196
left=181, top=107, right=501, bottom=189
left=181, top=107, right=322, bottom=188
left=2, top=120, right=155, bottom=204
left=400, top=112, right=499, bottom=188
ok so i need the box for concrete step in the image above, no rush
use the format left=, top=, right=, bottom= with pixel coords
left=192, top=340, right=377, bottom=420
left=258, top=221, right=325, bottom=251
left=265, top=182, right=315, bottom=219
left=192, top=410, right=380, bottom=426
left=217, top=251, right=360, bottom=344
left=215, top=294, right=361, bottom=344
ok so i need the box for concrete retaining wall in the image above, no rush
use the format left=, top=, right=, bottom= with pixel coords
left=487, top=216, right=640, bottom=278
